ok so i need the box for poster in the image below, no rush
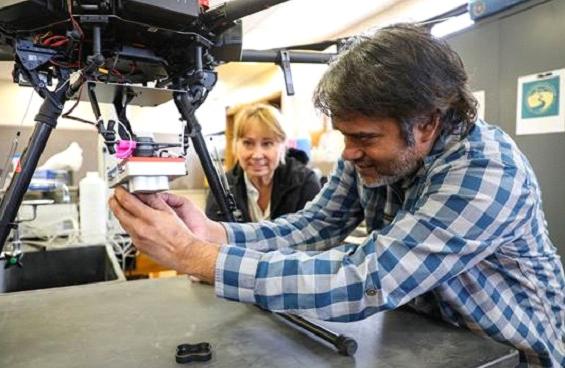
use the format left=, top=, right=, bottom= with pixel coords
left=516, top=68, right=565, bottom=135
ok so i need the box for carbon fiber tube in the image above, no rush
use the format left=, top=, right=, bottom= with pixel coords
left=0, top=123, right=53, bottom=251
left=173, top=92, right=235, bottom=222
left=276, top=313, right=358, bottom=356
left=241, top=49, right=335, bottom=64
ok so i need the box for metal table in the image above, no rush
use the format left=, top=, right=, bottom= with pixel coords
left=0, top=277, right=518, bottom=368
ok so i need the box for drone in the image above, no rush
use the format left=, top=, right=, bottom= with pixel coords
left=0, top=0, right=336, bottom=254
left=0, top=0, right=361, bottom=357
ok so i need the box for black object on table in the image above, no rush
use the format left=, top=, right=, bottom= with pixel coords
left=275, top=312, right=358, bottom=356
left=176, top=342, right=212, bottom=364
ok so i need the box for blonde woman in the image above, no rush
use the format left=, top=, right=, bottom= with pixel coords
left=205, top=104, right=321, bottom=222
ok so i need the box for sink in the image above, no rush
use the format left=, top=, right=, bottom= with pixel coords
left=0, top=245, right=125, bottom=293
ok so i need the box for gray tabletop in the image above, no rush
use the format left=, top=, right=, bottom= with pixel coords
left=0, top=277, right=518, bottom=368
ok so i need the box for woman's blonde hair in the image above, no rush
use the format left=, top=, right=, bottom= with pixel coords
left=232, top=103, right=287, bottom=166
left=233, top=103, right=287, bottom=142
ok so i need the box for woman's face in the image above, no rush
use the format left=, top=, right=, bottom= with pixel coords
left=236, top=121, right=283, bottom=181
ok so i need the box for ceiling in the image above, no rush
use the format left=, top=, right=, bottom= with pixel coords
left=235, top=0, right=400, bottom=49
left=217, top=0, right=468, bottom=49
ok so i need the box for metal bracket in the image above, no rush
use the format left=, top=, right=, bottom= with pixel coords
left=278, top=50, right=294, bottom=96
left=79, top=15, right=110, bottom=24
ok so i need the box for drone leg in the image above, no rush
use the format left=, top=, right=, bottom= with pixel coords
left=0, top=79, right=69, bottom=252
left=173, top=92, right=241, bottom=222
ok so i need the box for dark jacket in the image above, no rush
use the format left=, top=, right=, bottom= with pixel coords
left=205, top=157, right=321, bottom=222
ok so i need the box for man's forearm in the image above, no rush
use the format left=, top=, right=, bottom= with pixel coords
left=205, top=220, right=229, bottom=244
left=180, top=239, right=221, bottom=284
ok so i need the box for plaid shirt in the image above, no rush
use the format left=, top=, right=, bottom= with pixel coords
left=215, top=120, right=565, bottom=367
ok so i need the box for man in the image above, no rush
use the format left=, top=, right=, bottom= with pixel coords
left=110, top=24, right=565, bottom=367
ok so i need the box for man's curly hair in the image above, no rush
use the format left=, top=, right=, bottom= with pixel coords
left=313, top=23, right=477, bottom=145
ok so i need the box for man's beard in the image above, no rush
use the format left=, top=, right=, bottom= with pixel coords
left=357, top=147, right=423, bottom=188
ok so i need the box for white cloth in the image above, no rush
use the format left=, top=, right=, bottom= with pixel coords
left=38, top=142, right=83, bottom=171
left=243, top=173, right=270, bottom=222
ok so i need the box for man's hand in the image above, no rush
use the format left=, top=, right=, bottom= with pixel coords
left=157, top=192, right=227, bottom=244
left=109, top=186, right=220, bottom=283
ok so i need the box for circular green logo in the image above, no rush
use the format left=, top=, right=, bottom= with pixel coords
left=526, top=82, right=556, bottom=115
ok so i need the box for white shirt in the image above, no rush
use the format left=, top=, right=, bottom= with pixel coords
left=244, top=173, right=271, bottom=222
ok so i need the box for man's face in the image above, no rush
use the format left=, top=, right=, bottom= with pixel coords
left=333, top=116, right=427, bottom=187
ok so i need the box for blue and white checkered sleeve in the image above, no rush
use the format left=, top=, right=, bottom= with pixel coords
left=221, top=159, right=365, bottom=252
left=215, top=156, right=531, bottom=321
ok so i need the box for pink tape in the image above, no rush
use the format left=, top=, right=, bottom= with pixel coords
left=116, top=140, right=136, bottom=159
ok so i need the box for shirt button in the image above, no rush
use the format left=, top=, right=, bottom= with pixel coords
left=365, top=288, right=377, bottom=296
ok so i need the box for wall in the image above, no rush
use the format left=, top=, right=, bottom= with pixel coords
left=217, top=63, right=328, bottom=138
left=0, top=82, right=97, bottom=130
left=281, top=63, right=329, bottom=138
left=0, top=125, right=98, bottom=186
left=446, top=0, right=565, bottom=263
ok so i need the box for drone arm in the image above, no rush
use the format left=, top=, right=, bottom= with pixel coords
left=240, top=49, right=335, bottom=64
left=238, top=49, right=335, bottom=95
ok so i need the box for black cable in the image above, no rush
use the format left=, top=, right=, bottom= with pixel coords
left=61, top=84, right=96, bottom=125
left=61, top=114, right=95, bottom=125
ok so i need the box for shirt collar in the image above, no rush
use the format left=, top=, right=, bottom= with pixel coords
left=423, top=130, right=453, bottom=168
left=243, top=172, right=271, bottom=221
left=243, top=172, right=259, bottom=199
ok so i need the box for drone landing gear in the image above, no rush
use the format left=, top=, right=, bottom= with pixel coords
left=0, top=68, right=71, bottom=250
left=174, top=92, right=242, bottom=222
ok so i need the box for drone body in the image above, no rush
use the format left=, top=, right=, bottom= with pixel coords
left=0, top=0, right=242, bottom=89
